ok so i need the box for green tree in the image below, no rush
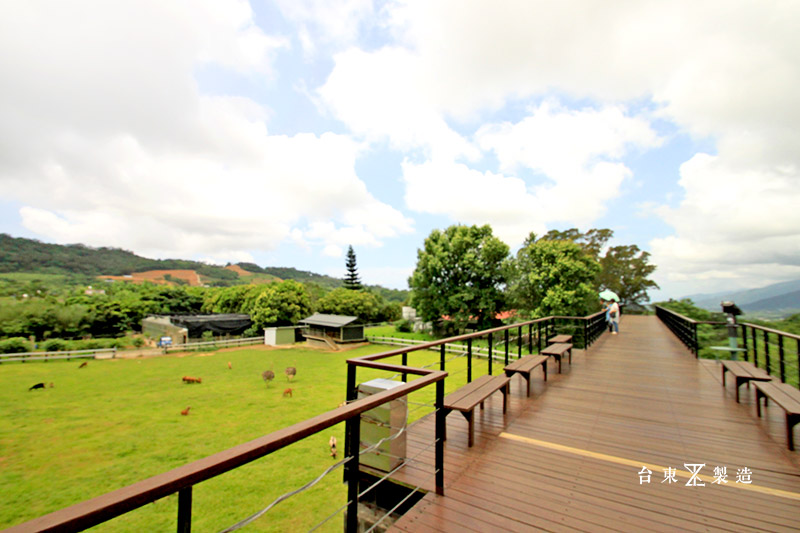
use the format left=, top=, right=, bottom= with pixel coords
left=540, top=228, right=613, bottom=259
left=316, top=288, right=383, bottom=321
left=250, top=280, right=312, bottom=328
left=343, top=245, right=362, bottom=290
left=508, top=234, right=601, bottom=317
left=409, top=224, right=509, bottom=331
left=598, top=245, right=659, bottom=306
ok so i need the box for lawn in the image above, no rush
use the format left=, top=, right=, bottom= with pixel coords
left=0, top=341, right=486, bottom=531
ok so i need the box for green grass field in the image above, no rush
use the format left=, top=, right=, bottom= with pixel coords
left=0, top=341, right=484, bottom=531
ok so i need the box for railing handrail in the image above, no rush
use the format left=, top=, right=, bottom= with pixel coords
left=740, top=322, right=800, bottom=342
left=653, top=305, right=699, bottom=324
left=354, top=313, right=604, bottom=363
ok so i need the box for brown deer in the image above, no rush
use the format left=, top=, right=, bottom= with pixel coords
left=329, top=436, right=337, bottom=459
left=78, top=361, right=88, bottom=368
left=181, top=407, right=191, bottom=416
left=182, top=376, right=202, bottom=384
left=283, top=387, right=293, bottom=398
left=227, top=361, right=232, bottom=370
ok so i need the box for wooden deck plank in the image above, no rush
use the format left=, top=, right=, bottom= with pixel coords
left=387, top=316, right=800, bottom=532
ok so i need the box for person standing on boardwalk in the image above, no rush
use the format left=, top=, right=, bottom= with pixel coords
left=608, top=300, right=620, bottom=334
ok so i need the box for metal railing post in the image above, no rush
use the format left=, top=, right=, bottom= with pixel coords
left=177, top=487, right=192, bottom=533
left=344, top=364, right=357, bottom=484
left=528, top=324, right=533, bottom=353
left=778, top=336, right=785, bottom=383
left=504, top=329, right=509, bottom=366
left=752, top=327, right=759, bottom=368
left=764, top=330, right=771, bottom=375
left=537, top=322, right=542, bottom=353
left=488, top=333, right=493, bottom=376
left=692, top=323, right=698, bottom=357
left=741, top=325, right=749, bottom=362
left=517, top=326, right=522, bottom=359
left=467, top=338, right=472, bottom=383
left=435, top=379, right=445, bottom=496
left=440, top=344, right=445, bottom=371
left=402, top=353, right=408, bottom=383
left=345, top=415, right=360, bottom=533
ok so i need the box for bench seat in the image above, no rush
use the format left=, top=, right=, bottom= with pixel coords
left=548, top=334, right=572, bottom=344
left=720, top=360, right=773, bottom=402
left=504, top=354, right=548, bottom=397
left=754, top=381, right=800, bottom=451
left=541, top=343, right=572, bottom=373
left=443, top=374, right=510, bottom=447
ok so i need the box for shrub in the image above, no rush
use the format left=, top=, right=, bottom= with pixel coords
left=132, top=337, right=144, bottom=348
left=395, top=320, right=413, bottom=333
left=44, top=339, right=68, bottom=352
left=0, top=337, right=30, bottom=354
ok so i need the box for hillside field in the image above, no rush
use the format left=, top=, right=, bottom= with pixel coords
left=0, top=341, right=473, bottom=531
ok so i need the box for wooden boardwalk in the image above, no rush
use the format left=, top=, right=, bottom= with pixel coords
left=387, top=315, right=800, bottom=532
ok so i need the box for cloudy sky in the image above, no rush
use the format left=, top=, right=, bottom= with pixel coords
left=1, top=1, right=798, bottom=300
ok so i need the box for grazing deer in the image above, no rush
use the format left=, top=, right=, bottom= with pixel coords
left=285, top=366, right=296, bottom=381
left=262, top=369, right=275, bottom=387
left=283, top=387, right=293, bottom=398
left=78, top=361, right=88, bottom=368
left=181, top=407, right=191, bottom=416
left=329, top=436, right=337, bottom=459
left=28, top=382, right=45, bottom=391
left=227, top=361, right=232, bottom=370
left=182, top=376, right=202, bottom=384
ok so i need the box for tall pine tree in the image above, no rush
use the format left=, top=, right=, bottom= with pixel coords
left=343, top=245, right=362, bottom=290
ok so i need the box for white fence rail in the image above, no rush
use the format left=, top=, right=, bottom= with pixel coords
left=0, top=337, right=265, bottom=363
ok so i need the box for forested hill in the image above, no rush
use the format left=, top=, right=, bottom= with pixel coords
left=0, top=233, right=235, bottom=279
left=0, top=234, right=407, bottom=300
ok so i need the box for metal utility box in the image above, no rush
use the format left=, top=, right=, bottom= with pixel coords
left=357, top=378, right=407, bottom=472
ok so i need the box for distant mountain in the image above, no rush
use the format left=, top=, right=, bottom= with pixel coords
left=682, top=278, right=800, bottom=317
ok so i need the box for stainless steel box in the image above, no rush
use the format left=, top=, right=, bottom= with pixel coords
left=357, top=378, right=407, bottom=472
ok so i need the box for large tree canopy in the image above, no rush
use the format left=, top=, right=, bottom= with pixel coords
left=250, top=280, right=312, bottom=328
left=409, top=224, right=509, bottom=331
left=508, top=233, right=601, bottom=318
left=598, top=245, right=660, bottom=306
left=316, top=287, right=382, bottom=321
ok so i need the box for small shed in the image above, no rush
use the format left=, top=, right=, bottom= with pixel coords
left=264, top=326, right=302, bottom=346
left=300, top=313, right=364, bottom=348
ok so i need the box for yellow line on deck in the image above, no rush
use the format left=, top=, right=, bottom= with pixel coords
left=499, top=432, right=800, bottom=501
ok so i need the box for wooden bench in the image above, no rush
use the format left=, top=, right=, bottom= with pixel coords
left=548, top=334, right=572, bottom=344
left=443, top=374, right=511, bottom=447
left=541, top=343, right=572, bottom=373
left=720, top=360, right=773, bottom=402
left=755, top=381, right=800, bottom=451
left=754, top=381, right=800, bottom=451
left=504, top=354, right=548, bottom=397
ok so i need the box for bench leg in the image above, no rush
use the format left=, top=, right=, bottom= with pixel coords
left=787, top=413, right=798, bottom=452
left=460, top=410, right=474, bottom=447
left=568, top=348, right=572, bottom=366
left=755, top=390, right=763, bottom=417
left=542, top=361, right=547, bottom=382
left=721, top=365, right=727, bottom=387
left=558, top=355, right=562, bottom=373
left=524, top=373, right=531, bottom=397
left=502, top=383, right=509, bottom=414
left=735, top=377, right=743, bottom=403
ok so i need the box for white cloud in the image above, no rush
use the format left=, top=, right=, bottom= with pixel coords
left=0, top=0, right=412, bottom=262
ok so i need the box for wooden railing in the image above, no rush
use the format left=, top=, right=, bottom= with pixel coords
left=7, top=312, right=605, bottom=533
left=655, top=305, right=699, bottom=355
left=739, top=322, right=800, bottom=388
